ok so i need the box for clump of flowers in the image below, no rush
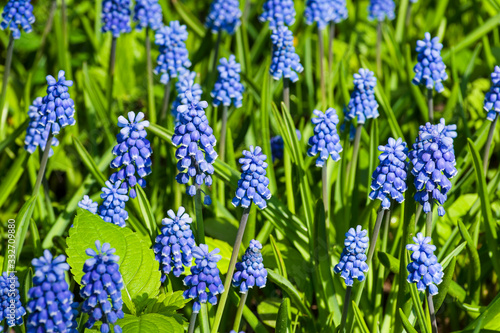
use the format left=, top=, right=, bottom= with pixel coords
left=102, top=0, right=132, bottom=37
left=260, top=0, right=296, bottom=29
left=0, top=0, right=35, bottom=39
left=81, top=241, right=125, bottom=333
left=334, top=226, right=369, bottom=286
left=98, top=180, right=129, bottom=227
left=24, top=97, right=59, bottom=157
left=270, top=25, right=304, bottom=83
left=368, top=0, right=395, bottom=22
left=233, top=240, right=268, bottom=293
left=344, top=68, right=379, bottom=124
left=0, top=272, right=26, bottom=327
left=406, top=233, right=444, bottom=295
left=205, top=0, right=241, bottom=35
left=305, top=0, right=347, bottom=29
left=271, top=129, right=301, bottom=161
left=212, top=55, right=244, bottom=108
left=307, top=108, right=343, bottom=167
left=172, top=71, right=203, bottom=121
left=78, top=195, right=99, bottom=214
left=133, top=0, right=163, bottom=31
left=483, top=66, right=500, bottom=121
left=412, top=32, right=448, bottom=93
left=369, top=137, right=408, bottom=209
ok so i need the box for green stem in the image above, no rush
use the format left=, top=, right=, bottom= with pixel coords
left=338, top=286, right=352, bottom=333
left=33, top=133, right=54, bottom=197
left=328, top=23, right=335, bottom=76
left=427, top=88, right=434, bottom=123
left=322, top=162, right=329, bottom=214
left=106, top=37, right=117, bottom=114
left=366, top=206, right=386, bottom=264
left=428, top=292, right=438, bottom=333
left=211, top=207, right=251, bottom=333
left=146, top=27, right=157, bottom=124
left=426, top=201, right=433, bottom=238
left=0, top=33, right=14, bottom=116
left=194, top=185, right=205, bottom=244
left=376, top=22, right=382, bottom=78
left=232, top=292, right=248, bottom=332
left=220, top=105, right=228, bottom=162
left=483, top=116, right=497, bottom=175
left=318, top=26, right=326, bottom=108
left=160, top=81, right=172, bottom=125
left=188, top=312, right=198, bottom=333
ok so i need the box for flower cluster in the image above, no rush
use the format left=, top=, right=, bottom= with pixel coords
left=81, top=241, right=125, bottom=333
left=109, top=111, right=152, bottom=199
left=183, top=244, right=224, bottom=313
left=270, top=26, right=304, bottom=83
left=24, top=97, right=59, bottom=157
left=154, top=21, right=191, bottom=84
left=0, top=272, right=26, bottom=327
left=212, top=55, right=244, bottom=108
left=133, top=0, right=163, bottom=31
left=271, top=129, right=301, bottom=161
left=345, top=68, right=379, bottom=124
left=406, top=233, right=444, bottom=295
left=260, top=0, right=296, bottom=29
left=483, top=66, right=500, bottom=121
left=233, top=240, right=268, bottom=293
left=232, top=146, right=271, bottom=210
left=205, top=0, right=241, bottom=35
left=412, top=33, right=448, bottom=93
left=368, top=0, right=395, bottom=22
left=307, top=108, right=343, bottom=167
left=369, top=137, right=408, bottom=209
left=409, top=119, right=457, bottom=216
left=26, top=250, right=78, bottom=332
left=78, top=195, right=99, bottom=214
left=172, top=71, right=203, bottom=121
left=334, top=226, right=369, bottom=286
left=98, top=180, right=130, bottom=227
left=102, top=0, right=131, bottom=37
left=305, top=0, right=347, bottom=29
left=330, top=0, right=349, bottom=23
left=0, top=0, right=35, bottom=39
left=172, top=91, right=217, bottom=202
left=153, top=207, right=196, bottom=281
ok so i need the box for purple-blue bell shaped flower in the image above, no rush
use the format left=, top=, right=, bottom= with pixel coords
left=369, top=137, right=408, bottom=209
left=270, top=25, right=304, bottom=83
left=0, top=0, right=35, bottom=39
left=412, top=33, right=448, bottom=93
left=307, top=108, right=343, bottom=167
left=259, top=0, right=296, bottom=30
left=406, top=233, right=444, bottom=296
left=133, top=0, right=163, bottom=31
left=206, top=0, right=241, bottom=35
left=102, top=0, right=131, bottom=37
left=78, top=195, right=99, bottom=215
left=368, top=0, right=395, bottom=22
left=305, top=0, right=347, bottom=29
left=334, top=225, right=369, bottom=286
left=212, top=55, right=244, bottom=108
left=172, top=71, right=203, bottom=121
left=0, top=272, right=26, bottom=327
left=98, top=180, right=129, bottom=227
left=271, top=129, right=301, bottom=161
left=24, top=97, right=60, bottom=157
left=344, top=68, right=379, bottom=124
left=232, top=240, right=268, bottom=293
left=484, top=66, right=500, bottom=121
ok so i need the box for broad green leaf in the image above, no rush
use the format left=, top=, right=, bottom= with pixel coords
left=434, top=257, right=456, bottom=311
left=143, top=291, right=189, bottom=319
left=275, top=298, right=291, bottom=333
left=116, top=313, right=184, bottom=333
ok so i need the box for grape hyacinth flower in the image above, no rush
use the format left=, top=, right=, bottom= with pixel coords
left=172, top=71, right=203, bottom=121
left=78, top=195, right=99, bottom=214
left=81, top=241, right=125, bottom=333
left=410, top=119, right=457, bottom=216
left=154, top=21, right=191, bottom=84
left=0, top=0, right=35, bottom=39
left=369, top=138, right=408, bottom=209
left=98, top=180, right=130, bottom=227
left=232, top=240, right=268, bottom=293
left=406, top=233, right=444, bottom=295
left=102, top=0, right=131, bottom=37
left=27, top=250, right=77, bottom=332
left=334, top=226, right=369, bottom=286
left=368, top=0, right=395, bottom=22
left=109, top=111, right=152, bottom=199
left=205, top=0, right=241, bottom=35
left=183, top=244, right=224, bottom=313
left=412, top=33, right=448, bottom=93
left=270, top=25, right=304, bottom=83
left=212, top=55, right=244, bottom=108
left=345, top=68, right=379, bottom=124
left=24, top=97, right=59, bottom=157
left=259, top=0, right=296, bottom=30
left=153, top=207, right=196, bottom=281
left=305, top=0, right=347, bottom=29
left=232, top=146, right=272, bottom=210
left=483, top=66, right=500, bottom=121
left=133, top=0, right=163, bottom=31
left=271, top=129, right=301, bottom=161
left=307, top=108, right=343, bottom=167
left=0, top=272, right=26, bottom=327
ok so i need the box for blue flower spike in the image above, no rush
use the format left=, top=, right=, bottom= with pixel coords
left=102, top=0, right=132, bottom=37
left=78, top=195, right=99, bottom=214
left=98, top=180, right=130, bottom=227
left=334, top=226, right=369, bottom=286
left=406, top=233, right=444, bottom=295
left=172, top=71, right=203, bottom=121
left=369, top=137, right=408, bottom=209
left=183, top=244, right=224, bottom=313
left=233, top=240, right=268, bottom=293
left=484, top=66, right=500, bottom=121
left=271, top=129, right=301, bottom=161
left=0, top=272, right=26, bottom=327
left=232, top=146, right=272, bottom=210
left=0, top=0, right=35, bottom=39
left=212, top=55, right=244, bottom=108
left=412, top=33, right=448, bottom=93
left=153, top=206, right=196, bottom=281
left=260, top=0, right=296, bottom=30
left=206, top=0, right=241, bottom=35
left=305, top=0, right=347, bottom=29
left=81, top=241, right=125, bottom=333
left=133, top=0, right=163, bottom=31
left=345, top=68, right=379, bottom=124
left=368, top=0, right=395, bottom=22
left=270, top=25, right=304, bottom=83
left=307, top=108, right=343, bottom=167
left=24, top=97, right=60, bottom=157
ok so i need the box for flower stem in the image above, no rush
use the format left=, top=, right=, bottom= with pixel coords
left=427, top=292, right=438, bottom=333
left=160, top=81, right=172, bottom=125
left=213, top=32, right=222, bottom=73
left=211, top=207, right=251, bottom=333
left=106, top=37, right=117, bottom=114
left=426, top=201, right=433, bottom=238
left=0, top=33, right=14, bottom=116
left=338, top=286, right=352, bottom=333
left=220, top=105, right=228, bottom=162
left=322, top=162, right=329, bottom=215
left=318, top=26, right=326, bottom=108
left=376, top=22, right=382, bottom=78
left=328, top=23, right=335, bottom=76
left=283, top=78, right=290, bottom=111
left=146, top=27, right=157, bottom=124
left=366, top=206, right=386, bottom=264
left=427, top=88, right=434, bottom=123
left=188, top=312, right=198, bottom=333
left=33, top=133, right=54, bottom=197
left=483, top=116, right=497, bottom=175
left=232, top=292, right=248, bottom=332
left=194, top=185, right=205, bottom=244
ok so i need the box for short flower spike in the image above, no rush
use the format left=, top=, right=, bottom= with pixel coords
left=259, top=0, right=296, bottom=30
left=270, top=25, right=304, bottom=83
left=334, top=226, right=369, bottom=286
left=307, top=108, right=343, bottom=167
left=0, top=272, right=26, bottom=327
left=98, top=180, right=130, bottom=227
left=368, top=0, right=395, bottom=22
left=24, top=97, right=59, bottom=157
left=0, top=0, right=35, bottom=39
left=102, top=0, right=132, bottom=37
left=233, top=240, right=268, bottom=293
left=212, top=55, right=244, bottom=108
left=133, top=0, right=163, bottom=31
left=206, top=0, right=241, bottom=35
left=172, top=71, right=203, bottom=121
left=412, top=33, right=448, bottom=93
left=305, top=0, right=347, bottom=29
left=344, top=68, right=379, bottom=124
left=484, top=66, right=500, bottom=121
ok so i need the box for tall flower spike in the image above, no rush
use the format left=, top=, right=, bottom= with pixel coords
left=27, top=250, right=78, bottom=332
left=307, top=108, right=343, bottom=167
left=409, top=119, right=457, bottom=216
left=406, top=233, right=444, bottom=295
left=24, top=97, right=60, bottom=157
left=334, top=226, right=369, bottom=286
left=0, top=0, right=35, bottom=39
left=369, top=137, right=408, bottom=209
left=154, top=21, right=191, bottom=84
left=484, top=66, right=500, bottom=121
left=344, top=68, right=379, bottom=124
left=109, top=111, right=153, bottom=199
left=78, top=195, right=99, bottom=214
left=153, top=207, right=196, bottom=280
left=36, top=70, right=76, bottom=136
left=81, top=241, right=125, bottom=333
left=270, top=26, right=304, bottom=83
left=98, top=180, right=130, bottom=227
left=368, top=0, right=395, bottom=21
left=305, top=0, right=347, bottom=29
left=232, top=146, right=271, bottom=210
left=172, top=71, right=203, bottom=121
left=232, top=240, right=268, bottom=293
left=412, top=33, right=448, bottom=93
left=205, top=0, right=241, bottom=35
left=0, top=272, right=26, bottom=327
left=133, top=0, right=163, bottom=31
left=172, top=92, right=217, bottom=202
left=259, top=0, right=296, bottom=30
left=271, top=129, right=301, bottom=161
left=212, top=55, right=244, bottom=108
left=183, top=244, right=224, bottom=313
left=102, top=0, right=131, bottom=37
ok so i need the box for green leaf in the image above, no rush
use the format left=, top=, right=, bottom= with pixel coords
left=399, top=308, right=419, bottom=333
left=171, top=1, right=204, bottom=37
left=457, top=220, right=481, bottom=302
left=134, top=185, right=158, bottom=243
left=72, top=136, right=107, bottom=186
left=0, top=120, right=28, bottom=154
left=408, top=274, right=429, bottom=333
left=229, top=291, right=270, bottom=333
left=275, top=298, right=291, bottom=333
left=270, top=235, right=287, bottom=278
left=377, top=251, right=399, bottom=273
left=352, top=301, right=371, bottom=333
left=0, top=150, right=29, bottom=207
left=434, top=257, right=456, bottom=312
left=464, top=293, right=500, bottom=331
left=116, top=313, right=184, bottom=333
left=267, top=269, right=313, bottom=319
left=440, top=242, right=466, bottom=269
left=143, top=291, right=189, bottom=317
